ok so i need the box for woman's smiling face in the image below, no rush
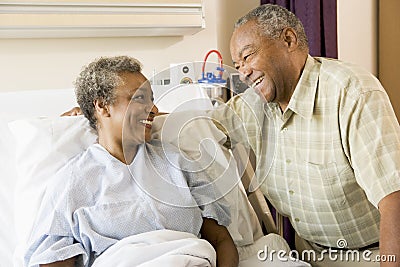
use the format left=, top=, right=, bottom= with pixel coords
left=108, top=71, right=158, bottom=146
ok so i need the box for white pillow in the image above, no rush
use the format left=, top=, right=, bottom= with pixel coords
left=0, top=118, right=18, bottom=267
left=9, top=113, right=261, bottom=266
left=9, top=116, right=97, bottom=266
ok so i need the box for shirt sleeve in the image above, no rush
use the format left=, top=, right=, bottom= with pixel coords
left=179, top=154, right=232, bottom=228
left=211, top=93, right=252, bottom=149
left=25, top=235, right=86, bottom=267
left=211, top=89, right=267, bottom=157
left=344, top=88, right=400, bottom=208
left=24, top=167, right=88, bottom=267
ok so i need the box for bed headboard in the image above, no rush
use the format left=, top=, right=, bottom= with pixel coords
left=0, top=84, right=213, bottom=121
left=0, top=88, right=77, bottom=120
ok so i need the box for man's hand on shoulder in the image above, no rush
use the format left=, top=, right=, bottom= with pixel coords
left=60, top=107, right=82, bottom=116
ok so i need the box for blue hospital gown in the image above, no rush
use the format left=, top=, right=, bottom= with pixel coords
left=24, top=141, right=230, bottom=267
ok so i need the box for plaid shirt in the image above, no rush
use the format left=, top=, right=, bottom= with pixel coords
left=213, top=55, right=400, bottom=248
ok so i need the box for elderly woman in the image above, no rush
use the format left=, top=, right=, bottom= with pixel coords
left=24, top=56, right=238, bottom=267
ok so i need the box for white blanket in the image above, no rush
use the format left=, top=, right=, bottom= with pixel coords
left=92, top=230, right=311, bottom=267
left=92, top=230, right=216, bottom=267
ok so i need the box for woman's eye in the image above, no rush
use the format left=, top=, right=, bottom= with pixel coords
left=132, top=95, right=145, bottom=101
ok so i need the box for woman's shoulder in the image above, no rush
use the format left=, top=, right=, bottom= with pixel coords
left=51, top=144, right=104, bottom=186
left=146, top=140, right=180, bottom=156
left=45, top=144, right=106, bottom=206
left=145, top=140, right=194, bottom=170
left=60, top=144, right=101, bottom=171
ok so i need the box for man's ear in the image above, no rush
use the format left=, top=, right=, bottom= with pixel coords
left=281, top=27, right=299, bottom=52
left=94, top=99, right=110, bottom=117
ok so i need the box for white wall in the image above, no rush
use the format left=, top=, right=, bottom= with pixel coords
left=337, top=0, right=378, bottom=75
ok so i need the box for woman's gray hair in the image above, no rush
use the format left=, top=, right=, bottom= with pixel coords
left=74, top=55, right=142, bottom=130
left=235, top=4, right=308, bottom=51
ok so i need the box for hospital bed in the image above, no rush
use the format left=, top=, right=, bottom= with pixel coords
left=0, top=87, right=309, bottom=267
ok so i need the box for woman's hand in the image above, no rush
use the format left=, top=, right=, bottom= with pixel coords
left=200, top=218, right=239, bottom=267
left=40, top=256, right=76, bottom=267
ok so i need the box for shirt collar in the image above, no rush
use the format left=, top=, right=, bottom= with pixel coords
left=286, top=55, right=321, bottom=119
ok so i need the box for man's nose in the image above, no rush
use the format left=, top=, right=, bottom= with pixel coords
left=238, top=63, right=252, bottom=82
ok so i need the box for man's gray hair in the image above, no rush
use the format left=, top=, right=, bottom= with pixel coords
left=235, top=4, right=308, bottom=51
left=74, top=55, right=142, bottom=130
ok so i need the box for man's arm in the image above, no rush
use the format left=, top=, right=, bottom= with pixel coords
left=379, top=190, right=400, bottom=267
left=40, top=256, right=77, bottom=267
left=60, top=107, right=82, bottom=116
left=200, top=218, right=239, bottom=267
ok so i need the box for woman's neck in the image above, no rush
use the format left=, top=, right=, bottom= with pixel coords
left=98, top=135, right=138, bottom=165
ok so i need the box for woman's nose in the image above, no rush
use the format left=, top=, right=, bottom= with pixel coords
left=145, top=102, right=158, bottom=115
left=150, top=104, right=158, bottom=115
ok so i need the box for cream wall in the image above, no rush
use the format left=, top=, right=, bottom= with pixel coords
left=0, top=0, right=258, bottom=92
left=337, top=0, right=378, bottom=75
left=0, top=0, right=218, bottom=92
left=379, top=0, right=400, bottom=119
left=215, top=0, right=259, bottom=68
left=0, top=0, right=377, bottom=92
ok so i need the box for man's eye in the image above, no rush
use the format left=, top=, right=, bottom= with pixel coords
left=243, top=52, right=253, bottom=61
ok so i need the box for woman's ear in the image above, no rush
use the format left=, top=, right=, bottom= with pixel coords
left=281, top=27, right=299, bottom=52
left=94, top=99, right=110, bottom=117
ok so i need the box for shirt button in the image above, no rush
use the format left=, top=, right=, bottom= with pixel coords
left=281, top=127, right=287, bottom=133
left=289, top=190, right=294, bottom=195
left=294, top=218, right=300, bottom=222
left=286, top=159, right=291, bottom=164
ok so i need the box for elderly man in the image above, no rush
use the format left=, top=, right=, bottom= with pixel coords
left=214, top=3, right=400, bottom=267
